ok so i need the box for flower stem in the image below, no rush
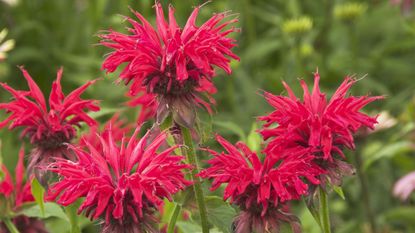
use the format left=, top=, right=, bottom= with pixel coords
left=167, top=203, right=182, bottom=233
left=355, top=142, right=377, bottom=233
left=180, top=125, right=209, bottom=233
left=3, top=218, right=20, bottom=233
left=319, top=187, right=331, bottom=233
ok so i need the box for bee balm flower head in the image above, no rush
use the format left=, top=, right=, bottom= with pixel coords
left=199, top=135, right=323, bottom=233
left=0, top=67, right=99, bottom=185
left=259, top=71, right=382, bottom=186
left=46, top=127, right=191, bottom=233
left=100, top=2, right=239, bottom=127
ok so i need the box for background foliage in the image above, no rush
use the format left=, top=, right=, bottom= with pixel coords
left=1, top=0, right=415, bottom=232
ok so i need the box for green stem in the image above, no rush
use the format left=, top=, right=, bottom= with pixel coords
left=242, top=0, right=256, bottom=45
left=319, top=187, right=331, bottom=233
left=180, top=125, right=209, bottom=233
left=3, top=218, right=21, bottom=233
left=355, top=140, right=377, bottom=233
left=167, top=203, right=182, bottom=233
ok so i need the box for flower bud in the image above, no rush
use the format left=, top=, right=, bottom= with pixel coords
left=334, top=3, right=367, bottom=22
left=282, top=16, right=313, bottom=37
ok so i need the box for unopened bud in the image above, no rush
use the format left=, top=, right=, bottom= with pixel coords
left=282, top=16, right=313, bottom=37
left=334, top=3, right=367, bottom=22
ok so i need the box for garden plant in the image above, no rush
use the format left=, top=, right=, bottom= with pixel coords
left=1, top=0, right=415, bottom=233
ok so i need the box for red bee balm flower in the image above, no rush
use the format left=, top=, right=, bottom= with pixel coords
left=259, top=72, right=382, bottom=185
left=46, top=128, right=191, bottom=233
left=0, top=67, right=99, bottom=185
left=100, top=2, right=239, bottom=127
left=0, top=147, right=48, bottom=233
left=199, top=135, right=323, bottom=233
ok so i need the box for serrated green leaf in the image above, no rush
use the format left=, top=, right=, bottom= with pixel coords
left=205, top=196, right=236, bottom=233
left=31, top=178, right=45, bottom=217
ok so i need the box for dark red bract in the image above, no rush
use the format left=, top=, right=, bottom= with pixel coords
left=46, top=127, right=191, bottom=233
left=100, top=2, right=239, bottom=126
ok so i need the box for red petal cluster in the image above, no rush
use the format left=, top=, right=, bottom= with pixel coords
left=259, top=72, right=382, bottom=162
left=199, top=135, right=323, bottom=216
left=47, top=127, right=191, bottom=227
left=0, top=148, right=47, bottom=233
left=101, top=2, right=238, bottom=119
left=0, top=67, right=100, bottom=148
left=0, top=147, right=34, bottom=209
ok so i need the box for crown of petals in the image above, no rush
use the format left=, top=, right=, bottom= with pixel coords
left=199, top=135, right=323, bottom=216
left=100, top=3, right=239, bottom=126
left=259, top=72, right=383, bottom=161
left=0, top=147, right=34, bottom=210
left=0, top=67, right=99, bottom=148
left=46, top=127, right=191, bottom=225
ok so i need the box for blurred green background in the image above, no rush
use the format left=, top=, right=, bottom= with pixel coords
left=1, top=0, right=415, bottom=233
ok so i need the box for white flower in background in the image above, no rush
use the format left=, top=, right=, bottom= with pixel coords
left=372, top=111, right=397, bottom=133
left=0, top=28, right=15, bottom=62
left=0, top=0, right=18, bottom=6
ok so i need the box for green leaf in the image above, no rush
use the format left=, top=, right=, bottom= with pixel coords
left=205, top=196, right=236, bottom=233
left=242, top=39, right=282, bottom=63
left=31, top=178, right=45, bottom=217
left=19, top=202, right=68, bottom=222
left=176, top=221, right=202, bottom=233
left=196, top=115, right=214, bottom=144
left=304, top=194, right=323, bottom=231
left=88, top=107, right=125, bottom=119
left=160, top=199, right=176, bottom=224
left=363, top=141, right=414, bottom=170
left=246, top=122, right=261, bottom=153
left=65, top=200, right=82, bottom=233
left=279, top=222, right=295, bottom=233
left=2, top=218, right=21, bottom=233
left=383, top=206, right=415, bottom=227
left=45, top=218, right=71, bottom=233
left=332, top=185, right=345, bottom=200
left=214, top=121, right=246, bottom=142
